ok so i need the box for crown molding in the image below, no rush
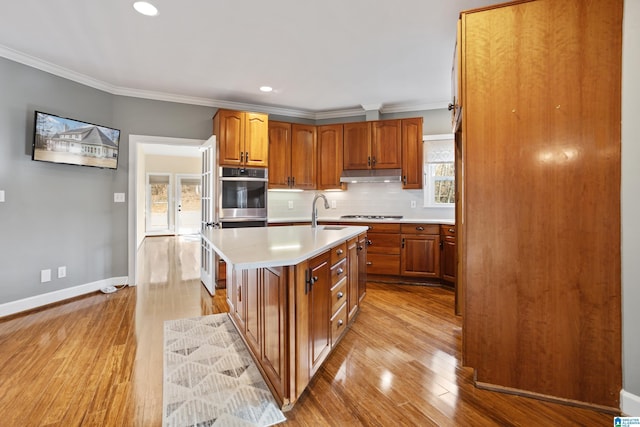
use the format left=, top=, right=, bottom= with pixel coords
left=1, top=44, right=447, bottom=121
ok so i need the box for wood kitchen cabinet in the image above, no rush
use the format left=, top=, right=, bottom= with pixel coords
left=343, top=120, right=401, bottom=170
left=306, top=250, right=332, bottom=377
left=400, top=224, right=440, bottom=278
left=440, top=225, right=456, bottom=285
left=317, top=124, right=346, bottom=190
left=401, top=118, right=423, bottom=189
left=226, top=266, right=287, bottom=400
left=213, top=109, right=268, bottom=167
left=268, top=121, right=316, bottom=190
left=365, top=222, right=401, bottom=276
left=347, top=232, right=368, bottom=321
left=459, top=0, right=622, bottom=409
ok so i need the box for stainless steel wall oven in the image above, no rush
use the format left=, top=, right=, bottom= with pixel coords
left=218, top=166, right=267, bottom=226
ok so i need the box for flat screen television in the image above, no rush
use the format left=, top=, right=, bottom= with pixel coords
left=32, top=111, right=120, bottom=170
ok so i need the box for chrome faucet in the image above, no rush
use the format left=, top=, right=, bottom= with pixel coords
left=311, top=193, right=330, bottom=228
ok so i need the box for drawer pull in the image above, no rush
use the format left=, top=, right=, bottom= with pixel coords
left=366, top=261, right=373, bottom=266
left=448, top=228, right=455, bottom=233
left=336, top=268, right=344, bottom=275
left=337, top=291, right=344, bottom=299
left=336, top=249, right=344, bottom=255
left=416, top=226, right=424, bottom=231
left=366, top=240, right=372, bottom=246
left=338, top=319, right=344, bottom=327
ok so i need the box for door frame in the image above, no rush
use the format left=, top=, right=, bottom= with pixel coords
left=128, top=135, right=205, bottom=286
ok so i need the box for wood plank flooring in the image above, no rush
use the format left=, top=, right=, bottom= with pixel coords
left=0, top=236, right=615, bottom=426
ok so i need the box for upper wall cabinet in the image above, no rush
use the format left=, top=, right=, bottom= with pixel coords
left=213, top=109, right=269, bottom=168
left=317, top=124, right=346, bottom=190
left=343, top=120, right=401, bottom=170
left=401, top=118, right=423, bottom=189
left=268, top=121, right=316, bottom=190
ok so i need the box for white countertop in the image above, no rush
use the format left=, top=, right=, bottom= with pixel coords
left=268, top=217, right=455, bottom=225
left=201, top=225, right=369, bottom=270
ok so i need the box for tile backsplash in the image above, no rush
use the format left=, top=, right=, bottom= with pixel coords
left=268, top=182, right=454, bottom=221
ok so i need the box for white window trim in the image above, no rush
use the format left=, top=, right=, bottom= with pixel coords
left=423, top=134, right=455, bottom=208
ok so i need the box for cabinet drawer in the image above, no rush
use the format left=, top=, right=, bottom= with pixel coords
left=331, top=302, right=348, bottom=346
left=400, top=223, right=439, bottom=235
left=365, top=222, right=401, bottom=233
left=331, top=242, right=347, bottom=265
left=366, top=253, right=400, bottom=275
left=330, top=277, right=347, bottom=315
left=366, top=232, right=401, bottom=254
left=331, top=258, right=347, bottom=285
left=440, top=224, right=456, bottom=236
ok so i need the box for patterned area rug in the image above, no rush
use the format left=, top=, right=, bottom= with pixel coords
left=163, top=313, right=286, bottom=427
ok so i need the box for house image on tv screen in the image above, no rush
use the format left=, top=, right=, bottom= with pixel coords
left=33, top=112, right=120, bottom=169
left=46, top=126, right=118, bottom=159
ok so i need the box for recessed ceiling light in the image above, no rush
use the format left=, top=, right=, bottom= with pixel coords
left=133, top=1, right=159, bottom=16
left=259, top=86, right=273, bottom=93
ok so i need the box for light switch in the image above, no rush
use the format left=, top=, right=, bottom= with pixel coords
left=288, top=201, right=293, bottom=209
left=114, top=193, right=126, bottom=203
left=0, top=190, right=5, bottom=202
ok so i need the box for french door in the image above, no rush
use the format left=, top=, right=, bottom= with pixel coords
left=175, top=174, right=201, bottom=235
left=200, top=136, right=216, bottom=295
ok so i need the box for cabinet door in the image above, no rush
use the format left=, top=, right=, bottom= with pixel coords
left=244, top=112, right=269, bottom=167
left=357, top=233, right=367, bottom=302
left=268, top=121, right=292, bottom=189
left=401, top=234, right=441, bottom=278
left=317, top=124, right=345, bottom=190
left=291, top=124, right=317, bottom=190
left=371, top=120, right=401, bottom=169
left=441, top=235, right=456, bottom=283
left=214, top=109, right=244, bottom=166
left=245, top=268, right=261, bottom=355
left=343, top=122, right=371, bottom=170
left=262, top=267, right=287, bottom=399
left=401, top=118, right=423, bottom=189
left=347, top=237, right=359, bottom=320
left=231, top=270, right=246, bottom=331
left=309, top=252, right=331, bottom=377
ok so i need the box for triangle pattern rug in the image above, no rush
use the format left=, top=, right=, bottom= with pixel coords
left=163, top=313, right=286, bottom=427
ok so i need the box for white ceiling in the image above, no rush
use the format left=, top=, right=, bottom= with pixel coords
left=0, top=0, right=495, bottom=119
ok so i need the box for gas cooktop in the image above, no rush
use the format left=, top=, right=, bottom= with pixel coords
left=340, top=215, right=403, bottom=220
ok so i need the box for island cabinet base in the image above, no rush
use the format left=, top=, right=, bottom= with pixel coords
left=225, top=242, right=363, bottom=410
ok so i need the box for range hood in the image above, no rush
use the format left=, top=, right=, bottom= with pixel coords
left=340, top=168, right=402, bottom=183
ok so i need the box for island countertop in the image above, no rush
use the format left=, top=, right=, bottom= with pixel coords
left=201, top=225, right=369, bottom=270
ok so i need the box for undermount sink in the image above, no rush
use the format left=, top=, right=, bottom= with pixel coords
left=321, top=226, right=347, bottom=231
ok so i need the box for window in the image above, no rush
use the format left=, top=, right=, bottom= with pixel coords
left=424, top=134, right=455, bottom=207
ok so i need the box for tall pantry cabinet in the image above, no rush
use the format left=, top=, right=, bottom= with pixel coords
left=458, top=0, right=622, bottom=410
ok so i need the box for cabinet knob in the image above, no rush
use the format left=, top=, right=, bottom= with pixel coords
left=416, top=226, right=424, bottom=231
left=337, top=268, right=344, bottom=275
left=357, top=246, right=363, bottom=251
left=338, top=319, right=344, bottom=327
left=449, top=228, right=455, bottom=233
left=337, top=291, right=344, bottom=299
left=366, top=240, right=372, bottom=246
left=336, top=249, right=344, bottom=255
left=366, top=261, right=373, bottom=266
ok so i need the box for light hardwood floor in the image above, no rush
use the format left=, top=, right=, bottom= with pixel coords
left=0, top=236, right=615, bottom=426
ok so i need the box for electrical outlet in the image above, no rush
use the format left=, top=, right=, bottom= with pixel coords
left=331, top=200, right=337, bottom=209
left=58, top=266, right=67, bottom=278
left=114, top=193, right=125, bottom=203
left=288, top=201, right=294, bottom=209
left=41, top=269, right=51, bottom=283
left=410, top=200, right=417, bottom=208
left=0, top=190, right=5, bottom=203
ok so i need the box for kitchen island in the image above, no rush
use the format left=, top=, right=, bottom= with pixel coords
left=201, top=225, right=368, bottom=410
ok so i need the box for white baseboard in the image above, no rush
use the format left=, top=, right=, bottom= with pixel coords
left=0, top=276, right=129, bottom=318
left=622, top=389, right=640, bottom=416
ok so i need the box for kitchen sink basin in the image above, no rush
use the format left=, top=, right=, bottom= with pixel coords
left=321, top=226, right=347, bottom=231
